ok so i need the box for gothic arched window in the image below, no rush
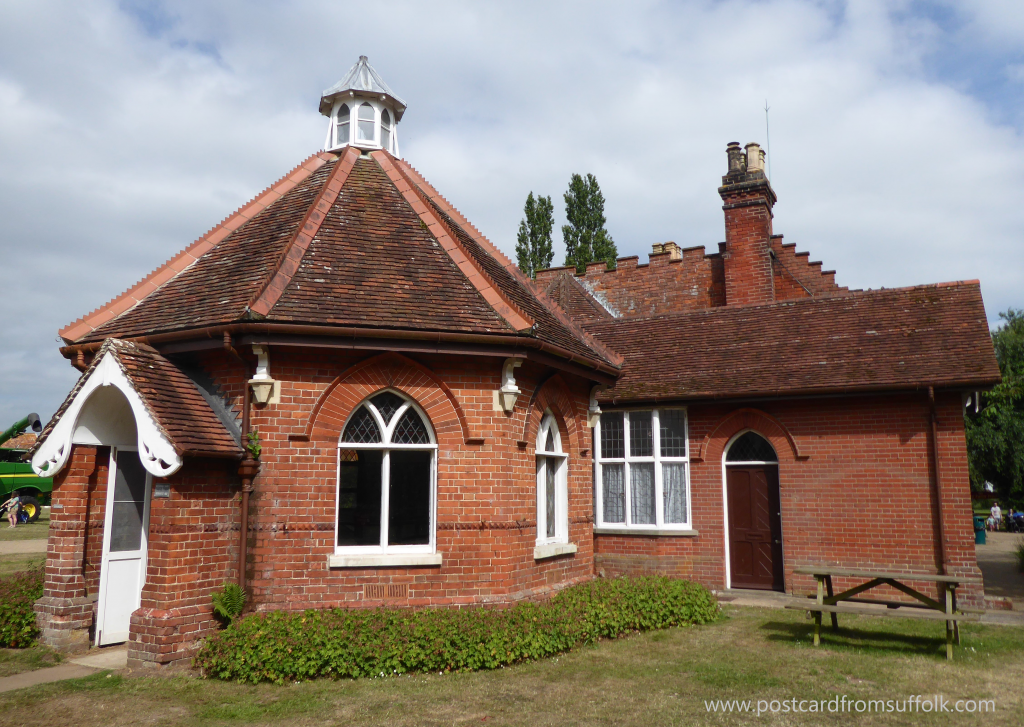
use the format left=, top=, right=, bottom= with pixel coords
left=357, top=102, right=375, bottom=143
left=337, top=391, right=436, bottom=554
left=380, top=108, right=391, bottom=151
left=335, top=104, right=350, bottom=147
left=536, top=412, right=568, bottom=547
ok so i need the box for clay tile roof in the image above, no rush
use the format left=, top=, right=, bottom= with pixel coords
left=584, top=281, right=1000, bottom=403
left=34, top=339, right=242, bottom=460
left=541, top=272, right=614, bottom=324
left=68, top=149, right=619, bottom=374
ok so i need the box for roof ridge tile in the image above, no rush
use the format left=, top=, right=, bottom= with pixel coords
left=372, top=151, right=533, bottom=332
left=60, top=151, right=335, bottom=343
left=250, top=147, right=359, bottom=316
left=391, top=156, right=623, bottom=367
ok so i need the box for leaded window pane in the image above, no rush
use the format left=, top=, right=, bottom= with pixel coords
left=342, top=406, right=381, bottom=443
left=630, top=411, right=653, bottom=457
left=371, top=391, right=405, bottom=425
left=602, top=463, right=624, bottom=523
left=663, top=463, right=688, bottom=524
left=393, top=408, right=430, bottom=444
left=659, top=410, right=687, bottom=457
left=336, top=104, right=350, bottom=146
left=336, top=449, right=382, bottom=546
left=546, top=459, right=556, bottom=539
left=600, top=412, right=624, bottom=459
left=544, top=429, right=555, bottom=453
left=630, top=462, right=655, bottom=524
left=388, top=450, right=431, bottom=545
left=726, top=431, right=777, bottom=462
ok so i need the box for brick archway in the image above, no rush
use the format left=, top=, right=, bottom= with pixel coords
left=297, top=352, right=471, bottom=446
left=694, top=408, right=806, bottom=464
left=520, top=374, right=582, bottom=455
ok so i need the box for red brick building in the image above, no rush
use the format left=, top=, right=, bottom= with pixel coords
left=31, top=59, right=999, bottom=667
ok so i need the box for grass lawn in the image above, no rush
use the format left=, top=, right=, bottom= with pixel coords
left=0, top=510, right=49, bottom=542
left=1, top=606, right=1022, bottom=726
left=0, top=645, right=61, bottom=678
left=0, top=553, right=45, bottom=577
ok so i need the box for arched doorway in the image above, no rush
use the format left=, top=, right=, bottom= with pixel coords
left=725, top=431, right=783, bottom=591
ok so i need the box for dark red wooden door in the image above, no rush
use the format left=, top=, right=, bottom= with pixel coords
left=727, top=466, right=783, bottom=591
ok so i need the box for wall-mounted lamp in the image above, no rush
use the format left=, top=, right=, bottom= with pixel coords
left=248, top=345, right=280, bottom=405
left=497, top=358, right=523, bottom=413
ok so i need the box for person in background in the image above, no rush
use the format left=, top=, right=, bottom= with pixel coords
left=2, top=490, right=20, bottom=528
left=990, top=502, right=1002, bottom=531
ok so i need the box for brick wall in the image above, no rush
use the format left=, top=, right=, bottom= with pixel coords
left=35, top=445, right=108, bottom=652
left=594, top=393, right=983, bottom=606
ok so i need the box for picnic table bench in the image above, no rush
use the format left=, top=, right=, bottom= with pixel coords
left=786, top=566, right=980, bottom=660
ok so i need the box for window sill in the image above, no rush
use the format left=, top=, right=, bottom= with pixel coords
left=328, top=553, right=443, bottom=569
left=593, top=527, right=699, bottom=537
left=533, top=542, right=578, bottom=560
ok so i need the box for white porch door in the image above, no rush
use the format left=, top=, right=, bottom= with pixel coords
left=96, top=448, right=151, bottom=646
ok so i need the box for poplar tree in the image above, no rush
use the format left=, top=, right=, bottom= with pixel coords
left=562, top=173, right=617, bottom=273
left=515, top=192, right=554, bottom=278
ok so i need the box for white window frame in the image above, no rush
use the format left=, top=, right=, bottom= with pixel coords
left=594, top=408, right=691, bottom=530
left=334, top=102, right=351, bottom=147
left=333, top=390, right=438, bottom=560
left=535, top=412, right=569, bottom=547
left=355, top=101, right=377, bottom=145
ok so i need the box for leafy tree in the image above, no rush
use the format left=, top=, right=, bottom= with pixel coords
left=965, top=309, right=1024, bottom=501
left=515, top=192, right=554, bottom=278
left=562, top=173, right=617, bottom=273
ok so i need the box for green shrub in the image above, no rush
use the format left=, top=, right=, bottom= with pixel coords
left=195, top=576, right=718, bottom=684
left=212, top=582, right=247, bottom=626
left=0, top=566, right=44, bottom=648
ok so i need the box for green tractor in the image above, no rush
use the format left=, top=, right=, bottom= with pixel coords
left=0, top=414, right=52, bottom=523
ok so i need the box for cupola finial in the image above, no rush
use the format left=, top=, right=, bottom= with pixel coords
left=321, top=57, right=405, bottom=154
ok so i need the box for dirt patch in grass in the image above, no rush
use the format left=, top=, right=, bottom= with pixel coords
left=0, top=645, right=61, bottom=678
left=1, top=607, right=1022, bottom=726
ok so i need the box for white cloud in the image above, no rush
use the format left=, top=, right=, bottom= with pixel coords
left=1, top=0, right=1022, bottom=424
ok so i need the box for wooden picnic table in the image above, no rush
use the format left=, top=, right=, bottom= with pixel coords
left=787, top=566, right=980, bottom=660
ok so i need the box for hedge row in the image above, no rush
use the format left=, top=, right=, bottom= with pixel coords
left=0, top=566, right=43, bottom=648
left=195, top=576, right=719, bottom=684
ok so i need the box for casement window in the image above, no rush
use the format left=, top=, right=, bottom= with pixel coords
left=595, top=409, right=690, bottom=529
left=536, top=413, right=568, bottom=546
left=380, top=108, right=392, bottom=152
left=335, top=391, right=436, bottom=556
left=356, top=102, right=375, bottom=143
left=335, top=103, right=350, bottom=147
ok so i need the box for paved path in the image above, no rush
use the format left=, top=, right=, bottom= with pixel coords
left=975, top=532, right=1024, bottom=608
left=0, top=540, right=47, bottom=555
left=0, top=646, right=127, bottom=694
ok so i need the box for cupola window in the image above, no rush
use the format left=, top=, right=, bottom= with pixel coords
left=335, top=104, right=350, bottom=147
left=357, top=103, right=375, bottom=143
left=380, top=109, right=391, bottom=152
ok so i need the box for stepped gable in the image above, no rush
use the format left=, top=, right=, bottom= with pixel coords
left=33, top=339, right=242, bottom=459
left=389, top=155, right=622, bottom=370
left=584, top=281, right=1000, bottom=403
left=770, top=237, right=848, bottom=300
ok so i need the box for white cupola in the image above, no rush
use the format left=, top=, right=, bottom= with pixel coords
left=321, top=56, right=406, bottom=155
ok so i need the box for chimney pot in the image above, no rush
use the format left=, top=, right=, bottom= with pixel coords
left=745, top=143, right=763, bottom=173
left=726, top=142, right=744, bottom=173
left=663, top=241, right=681, bottom=260
left=651, top=243, right=664, bottom=255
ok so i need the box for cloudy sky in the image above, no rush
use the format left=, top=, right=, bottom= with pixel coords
left=1, top=0, right=1023, bottom=426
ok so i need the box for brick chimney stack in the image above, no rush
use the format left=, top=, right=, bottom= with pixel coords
left=718, top=141, right=777, bottom=306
